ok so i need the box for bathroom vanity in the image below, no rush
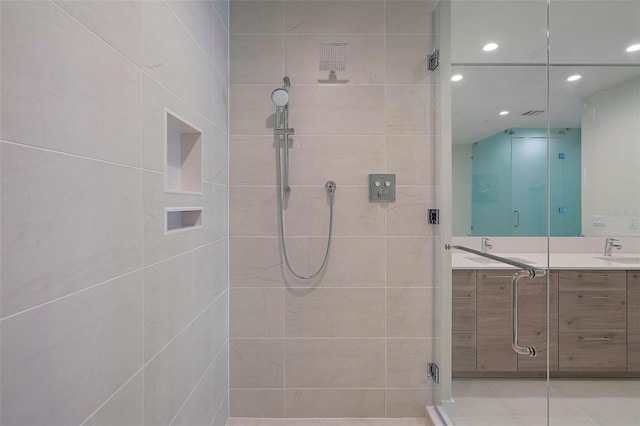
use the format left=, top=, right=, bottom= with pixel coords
left=452, top=262, right=640, bottom=377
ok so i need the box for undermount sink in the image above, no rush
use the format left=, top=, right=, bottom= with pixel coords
left=465, top=256, right=535, bottom=265
left=594, top=256, right=640, bottom=264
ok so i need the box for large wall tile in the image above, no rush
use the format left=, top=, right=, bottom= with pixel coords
left=285, top=35, right=385, bottom=84
left=386, top=35, right=433, bottom=84
left=385, top=0, right=437, bottom=34
left=229, top=187, right=279, bottom=236
left=230, top=85, right=276, bottom=135
left=290, top=86, right=386, bottom=135
left=386, top=185, right=436, bottom=236
left=83, top=372, right=144, bottom=426
left=284, top=1, right=384, bottom=34
left=171, top=343, right=229, bottom=426
left=230, top=238, right=283, bottom=287
left=0, top=1, right=143, bottom=166
left=230, top=0, right=284, bottom=34
left=143, top=75, right=228, bottom=186
left=286, top=289, right=385, bottom=337
left=230, top=237, right=386, bottom=288
left=212, top=394, right=230, bottom=426
left=54, top=0, right=143, bottom=66
left=230, top=339, right=284, bottom=388
left=145, top=244, right=224, bottom=361
left=167, top=0, right=228, bottom=75
left=386, top=338, right=433, bottom=388
left=385, top=388, right=433, bottom=417
left=1, top=142, right=143, bottom=317
left=143, top=1, right=227, bottom=129
left=284, top=186, right=385, bottom=236
left=387, top=288, right=434, bottom=338
left=285, top=339, right=385, bottom=388
left=387, top=237, right=435, bottom=287
left=231, top=35, right=284, bottom=84
left=386, top=85, right=432, bottom=135
left=284, top=389, right=385, bottom=418
left=387, top=135, right=435, bottom=185
left=230, top=389, right=284, bottom=418
left=1, top=271, right=143, bottom=426
left=144, top=296, right=228, bottom=426
left=143, top=172, right=227, bottom=265
left=230, top=288, right=285, bottom=338
left=230, top=135, right=385, bottom=186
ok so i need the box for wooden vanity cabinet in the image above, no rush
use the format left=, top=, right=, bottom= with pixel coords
left=558, top=271, right=627, bottom=371
left=518, top=271, right=558, bottom=372
left=452, top=268, right=637, bottom=376
left=452, top=270, right=477, bottom=372
left=476, top=270, right=517, bottom=371
left=629, top=271, right=640, bottom=372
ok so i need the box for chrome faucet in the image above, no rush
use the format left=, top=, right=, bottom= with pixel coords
left=481, top=237, right=493, bottom=254
left=604, top=238, right=622, bottom=256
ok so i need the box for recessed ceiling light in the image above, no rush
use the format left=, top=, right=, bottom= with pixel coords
left=567, top=74, right=582, bottom=82
left=483, top=42, right=498, bottom=52
left=626, top=43, right=640, bottom=52
left=451, top=74, right=464, bottom=82
left=499, top=111, right=509, bottom=116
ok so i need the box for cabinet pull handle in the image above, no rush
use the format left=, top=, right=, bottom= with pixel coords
left=452, top=296, right=474, bottom=299
left=513, top=210, right=520, bottom=228
left=512, top=270, right=537, bottom=357
left=580, top=337, right=612, bottom=341
left=579, top=295, right=611, bottom=299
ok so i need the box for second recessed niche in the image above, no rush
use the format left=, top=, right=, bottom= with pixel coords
left=166, top=110, right=203, bottom=193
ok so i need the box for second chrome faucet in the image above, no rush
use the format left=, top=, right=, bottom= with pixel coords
left=604, top=237, right=622, bottom=256
left=481, top=237, right=493, bottom=254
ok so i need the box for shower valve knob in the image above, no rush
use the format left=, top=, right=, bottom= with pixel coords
left=377, top=189, right=387, bottom=198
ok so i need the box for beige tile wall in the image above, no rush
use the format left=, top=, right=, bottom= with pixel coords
left=0, top=1, right=229, bottom=425
left=229, top=0, right=438, bottom=418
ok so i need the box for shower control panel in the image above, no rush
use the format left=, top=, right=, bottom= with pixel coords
left=368, top=174, right=396, bottom=202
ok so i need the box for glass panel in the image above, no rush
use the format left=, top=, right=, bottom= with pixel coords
left=445, top=0, right=552, bottom=424
left=549, top=1, right=640, bottom=424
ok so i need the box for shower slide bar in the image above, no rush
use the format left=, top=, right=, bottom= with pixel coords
left=445, top=244, right=547, bottom=357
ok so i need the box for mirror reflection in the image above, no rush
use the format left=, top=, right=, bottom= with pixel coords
left=451, top=1, right=640, bottom=237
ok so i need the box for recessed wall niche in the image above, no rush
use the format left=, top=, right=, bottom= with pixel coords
left=165, top=207, right=203, bottom=234
left=165, top=110, right=203, bottom=193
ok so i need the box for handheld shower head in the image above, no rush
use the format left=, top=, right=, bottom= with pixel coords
left=271, top=88, right=289, bottom=107
left=283, top=76, right=290, bottom=91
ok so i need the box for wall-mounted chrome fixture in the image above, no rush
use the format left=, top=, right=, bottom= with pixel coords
left=272, top=77, right=336, bottom=280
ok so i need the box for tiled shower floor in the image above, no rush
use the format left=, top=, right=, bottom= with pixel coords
left=452, top=378, right=640, bottom=425
left=227, top=420, right=426, bottom=426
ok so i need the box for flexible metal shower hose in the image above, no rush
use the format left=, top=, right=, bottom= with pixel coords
left=275, top=134, right=334, bottom=280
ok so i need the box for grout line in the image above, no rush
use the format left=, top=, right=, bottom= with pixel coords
left=0, top=139, right=145, bottom=172
left=0, top=240, right=223, bottom=322
left=168, top=340, right=228, bottom=426
left=162, top=0, right=228, bottom=81
left=146, top=288, right=228, bottom=366
left=383, top=0, right=388, bottom=416
left=79, top=367, right=145, bottom=426
left=229, top=337, right=439, bottom=341
left=51, top=0, right=229, bottom=136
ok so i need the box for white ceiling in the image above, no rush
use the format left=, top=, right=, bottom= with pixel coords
left=451, top=0, right=640, bottom=144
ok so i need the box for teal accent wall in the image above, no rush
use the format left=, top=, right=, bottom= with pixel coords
left=471, top=128, right=581, bottom=236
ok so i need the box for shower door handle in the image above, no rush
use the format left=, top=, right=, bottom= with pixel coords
left=513, top=210, right=520, bottom=228
left=511, top=269, right=537, bottom=357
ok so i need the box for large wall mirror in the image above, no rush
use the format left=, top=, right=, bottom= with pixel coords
left=451, top=0, right=640, bottom=237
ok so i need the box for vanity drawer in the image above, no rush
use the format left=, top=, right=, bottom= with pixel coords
left=559, top=331, right=626, bottom=370
left=559, top=270, right=626, bottom=289
left=453, top=270, right=476, bottom=331
left=559, top=288, right=626, bottom=331
left=628, top=272, right=640, bottom=371
left=452, top=331, right=476, bottom=372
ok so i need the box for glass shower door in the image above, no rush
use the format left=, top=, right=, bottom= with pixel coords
left=442, top=0, right=553, bottom=424
left=548, top=1, right=640, bottom=424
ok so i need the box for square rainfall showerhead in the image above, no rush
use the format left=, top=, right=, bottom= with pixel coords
left=319, top=42, right=348, bottom=71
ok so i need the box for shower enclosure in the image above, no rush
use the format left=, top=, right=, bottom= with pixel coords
left=436, top=0, right=640, bottom=424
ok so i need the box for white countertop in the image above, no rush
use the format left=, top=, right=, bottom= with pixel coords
left=452, top=252, right=640, bottom=270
